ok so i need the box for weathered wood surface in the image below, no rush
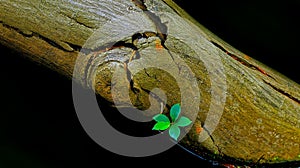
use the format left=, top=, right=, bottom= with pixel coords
left=1, top=0, right=300, bottom=165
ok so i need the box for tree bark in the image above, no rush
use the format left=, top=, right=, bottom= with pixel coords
left=1, top=0, right=300, bottom=165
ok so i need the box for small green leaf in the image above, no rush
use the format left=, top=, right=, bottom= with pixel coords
left=174, top=116, right=192, bottom=127
left=170, top=103, right=181, bottom=122
left=169, top=125, right=180, bottom=141
left=152, top=122, right=170, bottom=130
left=153, top=114, right=170, bottom=123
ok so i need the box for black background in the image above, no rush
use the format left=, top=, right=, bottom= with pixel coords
left=1, top=0, right=299, bottom=167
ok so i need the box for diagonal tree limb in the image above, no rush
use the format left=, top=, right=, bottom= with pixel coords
left=1, top=0, right=300, bottom=165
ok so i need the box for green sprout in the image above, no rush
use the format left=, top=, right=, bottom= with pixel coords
left=152, top=103, right=192, bottom=141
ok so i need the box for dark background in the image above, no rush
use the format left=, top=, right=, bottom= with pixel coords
left=1, top=0, right=299, bottom=167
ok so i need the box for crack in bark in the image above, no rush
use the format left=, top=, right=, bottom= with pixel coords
left=80, top=1, right=189, bottom=116
left=63, top=41, right=82, bottom=52
left=131, top=0, right=148, bottom=11
left=130, top=0, right=186, bottom=95
left=82, top=37, right=143, bottom=84
left=81, top=29, right=166, bottom=94
left=131, top=0, right=168, bottom=46
left=208, top=30, right=298, bottom=104
left=1, top=22, right=77, bottom=52
left=140, top=87, right=170, bottom=110
left=1, top=22, right=32, bottom=37
left=210, top=40, right=300, bottom=106
left=263, top=79, right=300, bottom=104
left=202, top=126, right=223, bottom=156
left=59, top=11, right=95, bottom=29
left=144, top=68, right=152, bottom=78
left=210, top=41, right=276, bottom=80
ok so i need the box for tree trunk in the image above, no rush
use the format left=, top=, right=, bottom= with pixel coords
left=1, top=0, right=300, bottom=166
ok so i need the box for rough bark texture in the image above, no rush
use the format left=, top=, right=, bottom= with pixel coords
left=1, top=0, right=300, bottom=165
